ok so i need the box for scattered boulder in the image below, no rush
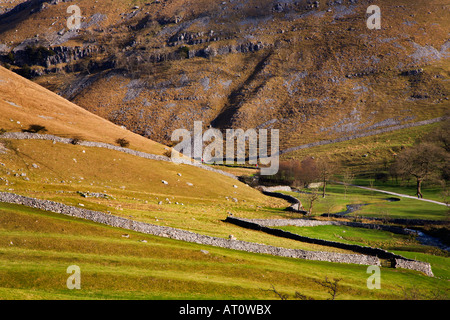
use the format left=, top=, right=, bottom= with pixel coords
left=401, top=68, right=424, bottom=76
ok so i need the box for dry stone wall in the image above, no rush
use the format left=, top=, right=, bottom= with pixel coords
left=257, top=186, right=293, bottom=192
left=0, top=192, right=434, bottom=275
left=225, top=217, right=434, bottom=277
left=0, top=132, right=237, bottom=180
left=393, top=258, right=434, bottom=276
left=260, top=190, right=307, bottom=213
left=238, top=217, right=414, bottom=235
left=0, top=192, right=379, bottom=267
left=323, top=213, right=450, bottom=227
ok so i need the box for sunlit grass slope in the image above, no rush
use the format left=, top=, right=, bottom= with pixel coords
left=0, top=66, right=166, bottom=155
left=1, top=203, right=448, bottom=300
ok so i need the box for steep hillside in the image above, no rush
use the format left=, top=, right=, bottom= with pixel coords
left=0, top=0, right=448, bottom=151
left=0, top=63, right=307, bottom=248
left=0, top=65, right=167, bottom=155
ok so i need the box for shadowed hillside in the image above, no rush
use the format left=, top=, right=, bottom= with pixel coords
left=0, top=0, right=448, bottom=151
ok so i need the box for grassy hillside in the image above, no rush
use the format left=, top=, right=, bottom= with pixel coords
left=0, top=66, right=167, bottom=155
left=1, top=138, right=366, bottom=253
left=0, top=0, right=448, bottom=152
left=282, top=121, right=443, bottom=174
left=1, top=202, right=448, bottom=300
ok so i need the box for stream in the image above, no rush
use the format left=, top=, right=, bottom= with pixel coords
left=405, top=229, right=450, bottom=252
left=335, top=203, right=368, bottom=216
left=320, top=198, right=449, bottom=252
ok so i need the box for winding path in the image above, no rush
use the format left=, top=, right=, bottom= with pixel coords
left=333, top=181, right=449, bottom=207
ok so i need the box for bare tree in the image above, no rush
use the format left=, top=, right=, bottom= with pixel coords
left=313, top=277, right=342, bottom=300
left=316, top=157, right=337, bottom=198
left=306, top=190, right=320, bottom=216
left=342, top=169, right=354, bottom=198
left=440, top=188, right=450, bottom=214
left=267, top=284, right=288, bottom=300
left=391, top=142, right=447, bottom=198
left=260, top=157, right=319, bottom=188
left=369, top=178, right=375, bottom=196
left=421, top=117, right=450, bottom=152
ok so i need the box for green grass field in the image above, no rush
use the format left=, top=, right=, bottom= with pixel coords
left=0, top=138, right=448, bottom=300
left=275, top=225, right=449, bottom=280
left=285, top=182, right=449, bottom=221
left=1, top=203, right=449, bottom=300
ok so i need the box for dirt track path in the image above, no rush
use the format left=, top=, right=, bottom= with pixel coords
left=333, top=181, right=448, bottom=207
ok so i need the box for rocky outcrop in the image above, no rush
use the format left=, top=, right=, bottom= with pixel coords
left=10, top=44, right=102, bottom=69
left=145, top=41, right=269, bottom=63
left=193, top=42, right=268, bottom=58
left=44, top=45, right=102, bottom=67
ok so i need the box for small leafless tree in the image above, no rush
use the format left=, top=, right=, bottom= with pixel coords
left=267, top=284, right=289, bottom=300
left=369, top=178, right=375, bottom=196
left=322, top=196, right=335, bottom=217
left=313, top=277, right=342, bottom=300
left=440, top=188, right=450, bottom=214
left=306, top=190, right=320, bottom=216
left=316, top=157, right=337, bottom=198
left=342, top=169, right=354, bottom=198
